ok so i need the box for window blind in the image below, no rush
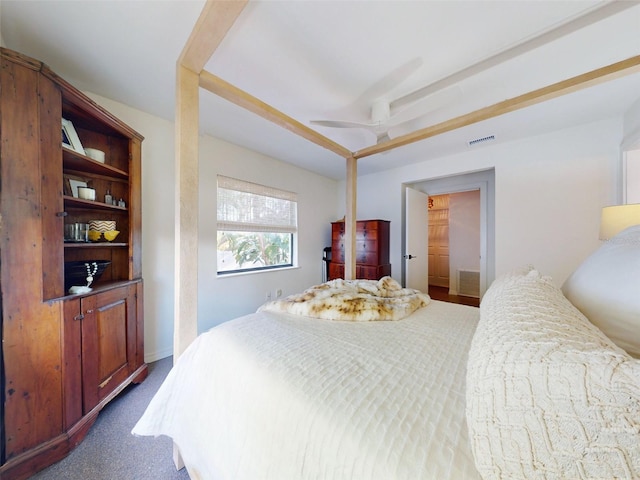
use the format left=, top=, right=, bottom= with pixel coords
left=217, top=175, right=298, bottom=233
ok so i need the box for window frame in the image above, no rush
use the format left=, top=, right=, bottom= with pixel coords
left=216, top=175, right=298, bottom=275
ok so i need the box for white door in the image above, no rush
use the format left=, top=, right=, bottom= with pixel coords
left=405, top=187, right=429, bottom=292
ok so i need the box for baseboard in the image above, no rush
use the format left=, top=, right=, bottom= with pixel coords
left=144, top=345, right=173, bottom=363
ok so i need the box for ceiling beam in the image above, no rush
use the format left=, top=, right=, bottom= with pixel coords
left=200, top=69, right=353, bottom=159
left=391, top=0, right=637, bottom=111
left=354, top=55, right=640, bottom=159
left=178, top=0, right=248, bottom=73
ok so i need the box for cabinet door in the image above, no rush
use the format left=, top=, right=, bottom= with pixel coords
left=81, top=284, right=137, bottom=412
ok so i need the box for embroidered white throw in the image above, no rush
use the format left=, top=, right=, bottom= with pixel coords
left=466, top=269, right=640, bottom=479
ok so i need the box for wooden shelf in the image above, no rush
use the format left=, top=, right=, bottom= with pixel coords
left=63, top=196, right=127, bottom=211
left=63, top=147, right=128, bottom=179
left=64, top=242, right=128, bottom=248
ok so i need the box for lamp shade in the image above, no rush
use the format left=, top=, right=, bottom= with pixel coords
left=599, top=204, right=640, bottom=240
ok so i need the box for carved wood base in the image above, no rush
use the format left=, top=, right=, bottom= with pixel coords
left=0, top=364, right=148, bottom=480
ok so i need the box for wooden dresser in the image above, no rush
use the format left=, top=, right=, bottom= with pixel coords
left=0, top=48, right=147, bottom=480
left=329, top=220, right=391, bottom=280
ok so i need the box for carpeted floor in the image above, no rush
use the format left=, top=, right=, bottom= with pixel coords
left=31, top=357, right=190, bottom=480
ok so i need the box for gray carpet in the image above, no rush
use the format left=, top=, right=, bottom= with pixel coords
left=31, top=357, right=190, bottom=479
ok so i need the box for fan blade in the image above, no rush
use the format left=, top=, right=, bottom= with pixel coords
left=310, top=119, right=378, bottom=129
left=310, top=58, right=423, bottom=133
left=376, top=132, right=391, bottom=144
left=387, top=85, right=462, bottom=128
left=359, top=57, right=423, bottom=102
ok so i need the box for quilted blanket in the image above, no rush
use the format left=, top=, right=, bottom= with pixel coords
left=132, top=302, right=481, bottom=480
left=258, top=276, right=430, bottom=321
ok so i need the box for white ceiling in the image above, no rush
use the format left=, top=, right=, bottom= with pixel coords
left=2, top=0, right=640, bottom=179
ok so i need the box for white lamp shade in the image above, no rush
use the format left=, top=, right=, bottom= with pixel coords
left=599, top=204, right=640, bottom=240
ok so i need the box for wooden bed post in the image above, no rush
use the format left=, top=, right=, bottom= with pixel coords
left=174, top=0, right=249, bottom=361
left=174, top=64, right=200, bottom=363
left=345, top=156, right=357, bottom=280
left=173, top=63, right=199, bottom=472
left=174, top=0, right=249, bottom=471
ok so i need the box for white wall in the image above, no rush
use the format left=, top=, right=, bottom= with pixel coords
left=626, top=149, right=640, bottom=203
left=623, top=97, right=640, bottom=149
left=87, top=93, right=339, bottom=361
left=345, top=118, right=622, bottom=288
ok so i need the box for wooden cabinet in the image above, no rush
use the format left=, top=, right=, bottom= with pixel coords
left=329, top=220, right=391, bottom=280
left=64, top=282, right=143, bottom=417
left=0, top=48, right=147, bottom=480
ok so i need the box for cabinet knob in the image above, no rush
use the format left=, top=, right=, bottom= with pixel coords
left=73, top=314, right=85, bottom=321
left=56, top=212, right=68, bottom=217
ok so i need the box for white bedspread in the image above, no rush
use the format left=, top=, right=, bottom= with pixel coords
left=133, top=301, right=481, bottom=480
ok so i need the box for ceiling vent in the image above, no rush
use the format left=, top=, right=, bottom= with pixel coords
left=468, top=135, right=495, bottom=147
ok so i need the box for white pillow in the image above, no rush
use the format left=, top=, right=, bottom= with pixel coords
left=467, top=270, right=640, bottom=479
left=562, top=225, right=640, bottom=358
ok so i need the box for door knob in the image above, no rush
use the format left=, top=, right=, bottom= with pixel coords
left=404, top=254, right=417, bottom=259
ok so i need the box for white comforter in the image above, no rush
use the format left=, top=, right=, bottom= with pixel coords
left=133, top=301, right=481, bottom=480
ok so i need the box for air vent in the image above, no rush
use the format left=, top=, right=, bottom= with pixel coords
left=457, top=269, right=480, bottom=298
left=468, top=135, right=495, bottom=147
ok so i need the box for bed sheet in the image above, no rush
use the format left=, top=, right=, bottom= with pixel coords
left=133, top=300, right=481, bottom=480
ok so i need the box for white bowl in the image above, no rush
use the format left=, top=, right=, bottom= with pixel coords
left=78, top=187, right=96, bottom=201
left=84, top=148, right=105, bottom=163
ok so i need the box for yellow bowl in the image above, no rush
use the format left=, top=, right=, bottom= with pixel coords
left=103, top=230, right=120, bottom=242
left=88, top=230, right=102, bottom=241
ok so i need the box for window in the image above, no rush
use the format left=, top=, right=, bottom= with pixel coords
left=217, top=175, right=297, bottom=274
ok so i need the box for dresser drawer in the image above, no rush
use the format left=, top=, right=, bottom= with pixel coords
left=357, top=264, right=391, bottom=280
left=357, top=249, right=383, bottom=265
left=328, top=262, right=344, bottom=280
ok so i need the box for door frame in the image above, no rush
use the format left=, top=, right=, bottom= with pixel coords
left=402, top=169, right=494, bottom=298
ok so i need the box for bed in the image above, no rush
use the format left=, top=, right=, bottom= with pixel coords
left=133, top=226, right=640, bottom=480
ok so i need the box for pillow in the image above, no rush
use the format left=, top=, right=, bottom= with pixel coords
left=467, top=269, right=640, bottom=479
left=562, top=225, right=640, bottom=357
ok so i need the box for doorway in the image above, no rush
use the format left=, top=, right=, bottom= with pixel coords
left=402, top=169, right=495, bottom=301
left=427, top=191, right=481, bottom=307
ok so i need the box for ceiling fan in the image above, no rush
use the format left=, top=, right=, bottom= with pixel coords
left=310, top=58, right=461, bottom=144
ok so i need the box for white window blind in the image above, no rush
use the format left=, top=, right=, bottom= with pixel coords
left=217, top=175, right=298, bottom=233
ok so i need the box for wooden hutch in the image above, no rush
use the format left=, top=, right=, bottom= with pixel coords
left=0, top=48, right=147, bottom=479
left=329, top=219, right=391, bottom=280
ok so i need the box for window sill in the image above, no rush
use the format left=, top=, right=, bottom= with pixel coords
left=216, top=265, right=300, bottom=279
